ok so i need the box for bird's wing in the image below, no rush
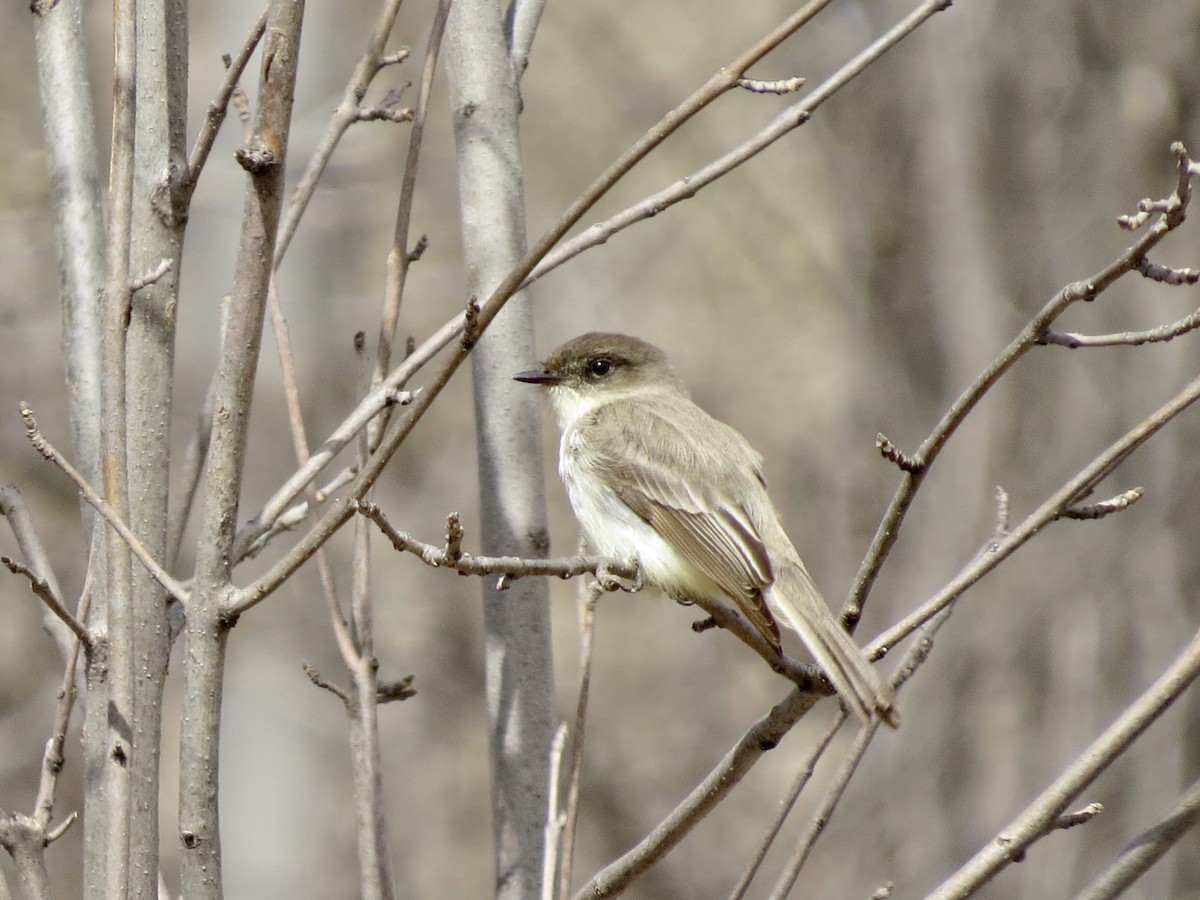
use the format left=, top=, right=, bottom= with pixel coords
left=586, top=399, right=782, bottom=649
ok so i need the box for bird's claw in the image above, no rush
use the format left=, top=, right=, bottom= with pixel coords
left=596, top=559, right=643, bottom=592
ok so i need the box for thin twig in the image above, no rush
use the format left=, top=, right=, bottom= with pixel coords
left=241, top=465, right=359, bottom=557
left=0, top=484, right=74, bottom=661
left=18, top=404, right=188, bottom=604
left=729, top=712, right=844, bottom=900
left=186, top=6, right=270, bottom=187
left=33, top=567, right=93, bottom=833
left=767, top=603, right=957, bottom=897
left=357, top=500, right=641, bottom=586
left=1, top=558, right=91, bottom=649
left=555, top=577, right=601, bottom=900
left=266, top=276, right=356, bottom=660
left=542, top=723, right=569, bottom=900
left=735, top=76, right=806, bottom=94
left=371, top=0, right=452, bottom=450
left=767, top=718, right=882, bottom=899
left=1062, top=488, right=1143, bottom=521
left=274, top=0, right=407, bottom=263
left=1075, top=777, right=1200, bottom=900
left=1041, top=307, right=1200, bottom=348
left=128, top=257, right=173, bottom=293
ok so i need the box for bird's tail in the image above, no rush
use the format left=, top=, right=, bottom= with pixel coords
left=766, top=566, right=899, bottom=728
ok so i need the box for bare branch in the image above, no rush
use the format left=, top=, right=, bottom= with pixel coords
left=1062, top=488, right=1144, bottom=521
left=0, top=812, right=52, bottom=900
left=371, top=0, right=453, bottom=449
left=770, top=717, right=883, bottom=897
left=846, top=142, right=1200, bottom=633
left=31, top=0, right=106, bottom=538
left=273, top=0, right=407, bottom=264
left=1, top=558, right=91, bottom=650
left=1075, top=779, right=1200, bottom=900
left=869, top=370, right=1200, bottom=656
left=1054, top=802, right=1103, bottom=832
left=735, top=76, right=805, bottom=94
left=876, top=433, right=921, bottom=473
left=1138, top=256, right=1200, bottom=285
left=128, top=257, right=174, bottom=294
left=729, top=713, right=843, bottom=900
left=1041, top=307, right=1200, bottom=348
left=180, top=3, right=307, bottom=896
left=523, top=0, right=951, bottom=288
left=32, top=570, right=91, bottom=833
left=572, top=686, right=823, bottom=900
left=357, top=500, right=639, bottom=585
left=0, top=484, right=74, bottom=661
left=18, top=404, right=188, bottom=604
left=554, top=578, right=601, bottom=900
left=542, top=723, right=569, bottom=900
left=508, top=0, right=548, bottom=79
left=303, top=663, right=351, bottom=706
left=186, top=6, right=270, bottom=187
left=354, top=104, right=413, bottom=123
left=925, top=629, right=1200, bottom=899
left=99, top=0, right=139, bottom=888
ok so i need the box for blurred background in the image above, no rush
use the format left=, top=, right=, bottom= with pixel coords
left=3, top=0, right=1199, bottom=897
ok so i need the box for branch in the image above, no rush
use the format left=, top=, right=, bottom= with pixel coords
left=554, top=577, right=601, bottom=900
left=180, top=3, right=306, bottom=897
left=185, top=6, right=269, bottom=188
left=371, top=0, right=452, bottom=448
left=522, top=0, right=951, bottom=288
left=30, top=0, right=106, bottom=540
left=0, top=484, right=74, bottom=661
left=1041, top=306, right=1200, bottom=348
left=273, top=0, right=407, bottom=263
left=572, top=686, right=823, bottom=900
left=508, top=0, right=547, bottom=79
left=729, top=712, right=843, bottom=900
left=735, top=76, right=805, bottom=94
left=1061, top=487, right=1143, bottom=521
left=1075, top=777, right=1200, bottom=900
left=357, top=501, right=640, bottom=587
left=869, top=369, right=1200, bottom=656
left=846, top=142, right=1200, bottom=633
left=1, top=558, right=91, bottom=650
left=925, top=627, right=1200, bottom=899
left=17, top=404, right=188, bottom=604
left=99, top=0, right=139, bottom=891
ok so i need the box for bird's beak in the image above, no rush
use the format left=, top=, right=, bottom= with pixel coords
left=513, top=367, right=564, bottom=385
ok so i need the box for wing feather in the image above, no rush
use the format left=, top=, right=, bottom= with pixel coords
left=586, top=397, right=782, bottom=648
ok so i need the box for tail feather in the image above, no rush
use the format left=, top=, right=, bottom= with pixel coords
left=766, top=567, right=898, bottom=728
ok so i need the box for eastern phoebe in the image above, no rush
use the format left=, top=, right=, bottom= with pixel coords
left=514, top=332, right=897, bottom=727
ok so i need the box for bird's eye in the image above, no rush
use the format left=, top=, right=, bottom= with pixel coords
left=588, top=358, right=613, bottom=377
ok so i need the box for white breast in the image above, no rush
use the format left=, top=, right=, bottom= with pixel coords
left=558, top=426, right=720, bottom=601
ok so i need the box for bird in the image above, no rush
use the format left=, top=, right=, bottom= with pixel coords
left=514, top=332, right=898, bottom=727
